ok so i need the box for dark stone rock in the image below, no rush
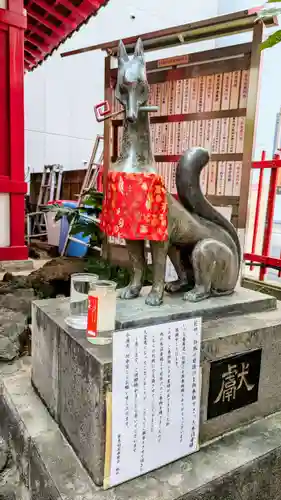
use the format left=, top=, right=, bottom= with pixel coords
left=0, top=277, right=31, bottom=295
left=1, top=257, right=86, bottom=300
left=0, top=289, right=35, bottom=317
left=0, top=309, right=27, bottom=361
left=2, top=273, right=13, bottom=283
left=0, top=338, right=17, bottom=362
left=0, top=258, right=86, bottom=363
left=27, top=257, right=86, bottom=298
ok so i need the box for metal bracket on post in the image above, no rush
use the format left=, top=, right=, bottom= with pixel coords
left=94, top=100, right=116, bottom=122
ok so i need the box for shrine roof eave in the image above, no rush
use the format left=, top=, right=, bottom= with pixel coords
left=24, top=0, right=109, bottom=72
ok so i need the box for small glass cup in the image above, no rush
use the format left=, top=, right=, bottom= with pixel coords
left=87, top=280, right=117, bottom=345
left=65, top=273, right=99, bottom=330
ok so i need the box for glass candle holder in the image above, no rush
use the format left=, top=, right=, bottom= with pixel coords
left=87, top=280, right=117, bottom=344
left=65, top=273, right=98, bottom=330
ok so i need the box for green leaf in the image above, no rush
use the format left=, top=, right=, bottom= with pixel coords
left=267, top=0, right=281, bottom=3
left=261, top=28, right=281, bottom=49
left=46, top=189, right=104, bottom=255
left=257, top=7, right=281, bottom=18
left=52, top=206, right=78, bottom=222
left=84, top=190, right=103, bottom=206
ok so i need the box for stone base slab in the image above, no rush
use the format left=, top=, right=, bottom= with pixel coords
left=0, top=259, right=34, bottom=273
left=32, top=289, right=281, bottom=485
left=2, top=359, right=281, bottom=500
left=115, top=286, right=276, bottom=328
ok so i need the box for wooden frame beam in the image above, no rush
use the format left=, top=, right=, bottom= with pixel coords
left=61, top=8, right=278, bottom=59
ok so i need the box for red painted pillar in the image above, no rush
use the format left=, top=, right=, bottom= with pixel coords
left=0, top=0, right=28, bottom=260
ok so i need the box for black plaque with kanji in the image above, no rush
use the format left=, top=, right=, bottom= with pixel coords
left=207, top=349, right=262, bottom=420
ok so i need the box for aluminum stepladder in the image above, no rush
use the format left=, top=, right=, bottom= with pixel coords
left=26, top=164, right=64, bottom=245
left=37, top=164, right=64, bottom=209
left=60, top=135, right=104, bottom=256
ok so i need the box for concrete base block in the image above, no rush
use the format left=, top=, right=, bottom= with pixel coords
left=31, top=287, right=281, bottom=486
left=2, top=359, right=281, bottom=499
left=32, top=300, right=111, bottom=486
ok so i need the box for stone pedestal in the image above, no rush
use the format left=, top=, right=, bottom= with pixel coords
left=3, top=359, right=281, bottom=500
left=31, top=287, right=281, bottom=486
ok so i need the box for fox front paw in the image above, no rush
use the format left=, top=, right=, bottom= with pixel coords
left=184, top=287, right=210, bottom=302
left=145, top=289, right=163, bottom=306
left=119, top=285, right=141, bottom=300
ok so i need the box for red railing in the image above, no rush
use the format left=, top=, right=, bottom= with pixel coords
left=244, top=150, right=281, bottom=281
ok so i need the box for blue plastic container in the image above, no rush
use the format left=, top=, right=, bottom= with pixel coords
left=58, top=201, right=91, bottom=258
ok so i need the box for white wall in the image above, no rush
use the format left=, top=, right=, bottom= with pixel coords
left=24, top=0, right=281, bottom=175
left=24, top=0, right=218, bottom=174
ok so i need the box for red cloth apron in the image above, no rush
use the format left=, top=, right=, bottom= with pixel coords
left=100, top=171, right=168, bottom=241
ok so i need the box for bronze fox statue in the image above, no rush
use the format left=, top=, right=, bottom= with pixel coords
left=106, top=38, right=241, bottom=306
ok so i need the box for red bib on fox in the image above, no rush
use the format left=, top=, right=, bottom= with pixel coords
left=100, top=171, right=168, bottom=241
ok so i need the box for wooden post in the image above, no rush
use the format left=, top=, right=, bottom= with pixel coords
left=102, top=54, right=112, bottom=260
left=103, top=54, right=112, bottom=188
left=238, top=21, right=263, bottom=235
left=0, top=0, right=28, bottom=260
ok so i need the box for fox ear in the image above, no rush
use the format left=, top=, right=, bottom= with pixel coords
left=134, top=38, right=144, bottom=61
left=118, top=40, right=129, bottom=64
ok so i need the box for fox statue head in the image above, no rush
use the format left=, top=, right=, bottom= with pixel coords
left=115, top=38, right=149, bottom=123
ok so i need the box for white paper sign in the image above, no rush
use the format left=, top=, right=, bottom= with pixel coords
left=165, top=256, right=178, bottom=282
left=107, top=318, right=202, bottom=488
